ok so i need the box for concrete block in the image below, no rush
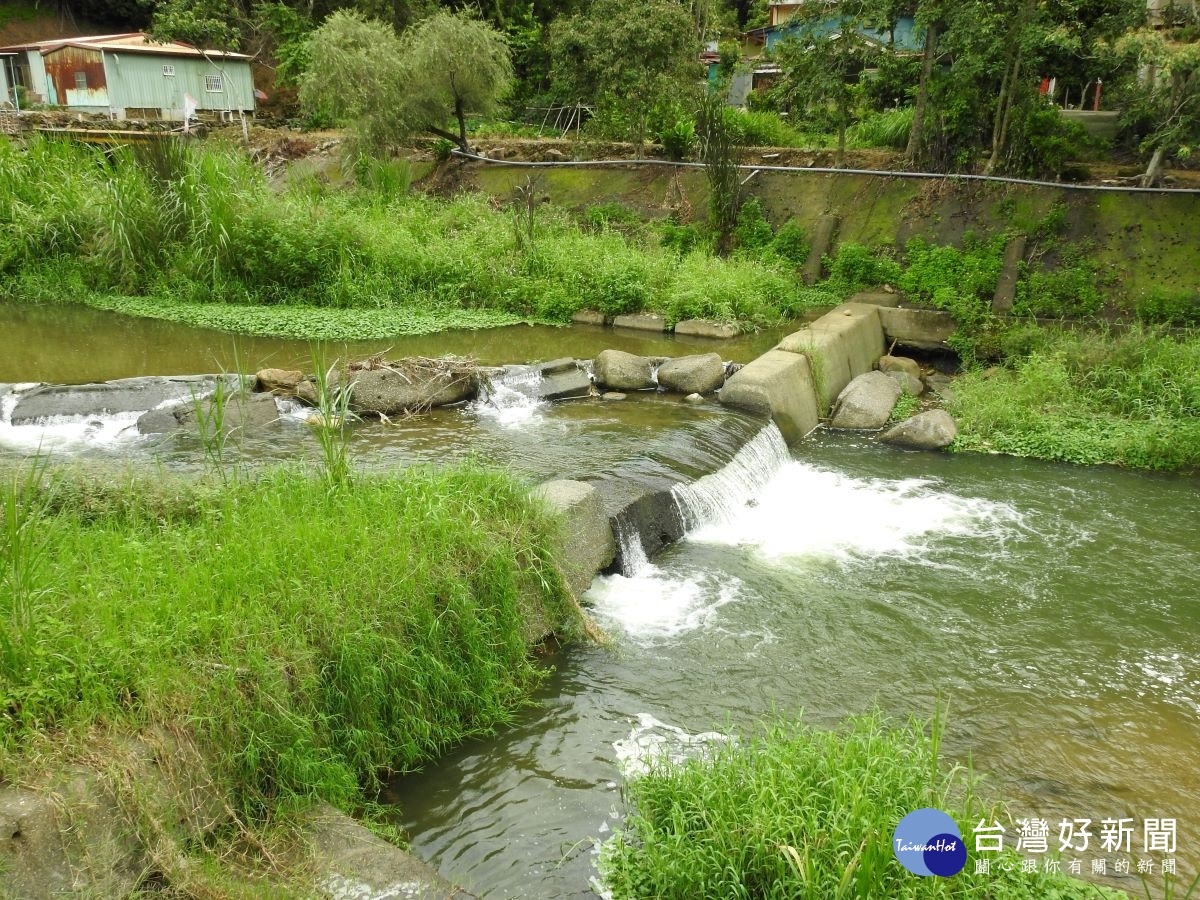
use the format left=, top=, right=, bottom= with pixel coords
left=718, top=349, right=820, bottom=445
left=612, top=313, right=667, bottom=333
left=673, top=319, right=740, bottom=339
left=571, top=309, right=607, bottom=326
left=531, top=480, right=615, bottom=597
left=776, top=303, right=884, bottom=409
left=876, top=307, right=956, bottom=350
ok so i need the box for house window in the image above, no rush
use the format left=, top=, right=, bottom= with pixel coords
left=162, top=65, right=175, bottom=77
left=74, top=71, right=87, bottom=90
left=204, top=74, right=223, bottom=93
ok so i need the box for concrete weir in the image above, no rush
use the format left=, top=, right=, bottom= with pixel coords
left=719, top=303, right=886, bottom=444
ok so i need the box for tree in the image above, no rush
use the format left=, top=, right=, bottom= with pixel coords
left=1116, top=26, right=1200, bottom=185
left=771, top=0, right=877, bottom=168
left=697, top=92, right=743, bottom=254
left=398, top=10, right=514, bottom=151
left=550, top=0, right=701, bottom=144
left=300, top=9, right=513, bottom=155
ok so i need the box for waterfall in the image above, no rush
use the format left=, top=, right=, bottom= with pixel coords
left=612, top=517, right=651, bottom=577
left=471, top=366, right=545, bottom=427
left=670, top=422, right=791, bottom=532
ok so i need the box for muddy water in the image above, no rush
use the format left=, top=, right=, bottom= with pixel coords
left=387, top=430, right=1200, bottom=898
left=0, top=304, right=789, bottom=384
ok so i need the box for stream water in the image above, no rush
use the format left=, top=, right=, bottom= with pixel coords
left=387, top=428, right=1200, bottom=898
left=4, top=305, right=1197, bottom=897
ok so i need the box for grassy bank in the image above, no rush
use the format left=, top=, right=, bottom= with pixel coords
left=600, top=713, right=1128, bottom=899
left=948, top=327, right=1200, bottom=471
left=0, top=462, right=579, bottom=829
left=0, top=137, right=827, bottom=338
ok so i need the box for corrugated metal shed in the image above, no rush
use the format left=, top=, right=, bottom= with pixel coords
left=0, top=54, right=12, bottom=106
left=0, top=32, right=255, bottom=119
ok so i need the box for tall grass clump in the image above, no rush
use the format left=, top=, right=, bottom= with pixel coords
left=847, top=107, right=914, bottom=150
left=600, top=711, right=1124, bottom=899
left=0, top=464, right=580, bottom=820
left=0, top=136, right=815, bottom=337
left=949, top=326, right=1200, bottom=470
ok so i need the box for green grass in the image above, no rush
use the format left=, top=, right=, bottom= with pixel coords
left=948, top=326, right=1200, bottom=470
left=0, top=463, right=580, bottom=821
left=0, top=136, right=823, bottom=336
left=600, top=712, right=1126, bottom=899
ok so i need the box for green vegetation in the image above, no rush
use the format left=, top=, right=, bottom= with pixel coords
left=0, top=137, right=831, bottom=337
left=0, top=462, right=580, bottom=823
left=949, top=326, right=1200, bottom=470
left=600, top=712, right=1125, bottom=899
left=300, top=9, right=514, bottom=154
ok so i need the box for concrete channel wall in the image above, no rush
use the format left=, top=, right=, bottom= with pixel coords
left=720, top=302, right=886, bottom=444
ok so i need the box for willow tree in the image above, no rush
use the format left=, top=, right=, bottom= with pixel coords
left=398, top=10, right=514, bottom=152
left=301, top=9, right=513, bottom=155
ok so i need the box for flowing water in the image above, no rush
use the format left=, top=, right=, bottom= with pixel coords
left=6, top=304, right=1198, bottom=897
left=387, top=429, right=1200, bottom=898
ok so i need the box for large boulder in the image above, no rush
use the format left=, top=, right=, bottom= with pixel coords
left=254, top=368, right=305, bottom=395
left=347, top=365, right=477, bottom=416
left=830, top=371, right=902, bottom=430
left=878, top=355, right=921, bottom=380
left=138, top=392, right=281, bottom=436
left=594, top=350, right=654, bottom=391
left=880, top=410, right=958, bottom=450
left=538, top=368, right=592, bottom=401
left=886, top=371, right=925, bottom=397
left=531, top=480, right=615, bottom=597
left=656, top=353, right=725, bottom=395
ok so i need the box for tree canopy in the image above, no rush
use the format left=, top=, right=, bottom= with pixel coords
left=300, top=9, right=512, bottom=154
left=550, top=0, right=702, bottom=143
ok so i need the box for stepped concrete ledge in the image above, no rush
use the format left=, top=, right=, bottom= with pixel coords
left=720, top=303, right=887, bottom=444
left=776, top=303, right=885, bottom=409
left=718, top=349, right=821, bottom=444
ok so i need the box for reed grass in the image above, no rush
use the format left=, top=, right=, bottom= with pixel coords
left=0, top=464, right=580, bottom=823
left=600, top=711, right=1125, bottom=899
left=0, top=136, right=822, bottom=336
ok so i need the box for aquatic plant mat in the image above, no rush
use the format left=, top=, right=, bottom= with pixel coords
left=0, top=463, right=579, bottom=883
left=599, top=713, right=1130, bottom=899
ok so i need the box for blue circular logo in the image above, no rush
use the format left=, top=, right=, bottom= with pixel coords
left=893, top=809, right=966, bottom=877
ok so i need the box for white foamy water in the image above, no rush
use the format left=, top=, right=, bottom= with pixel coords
left=687, top=461, right=1024, bottom=562
left=471, top=367, right=546, bottom=427
left=0, top=390, right=147, bottom=451
left=585, top=566, right=741, bottom=639
left=612, top=713, right=731, bottom=779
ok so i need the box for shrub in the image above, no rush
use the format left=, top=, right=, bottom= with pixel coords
left=848, top=107, right=914, bottom=150
left=658, top=117, right=698, bottom=161
left=1135, top=287, right=1200, bottom=326
left=733, top=198, right=774, bottom=253
left=827, top=242, right=902, bottom=291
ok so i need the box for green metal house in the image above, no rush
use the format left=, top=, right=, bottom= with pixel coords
left=0, top=32, right=254, bottom=119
